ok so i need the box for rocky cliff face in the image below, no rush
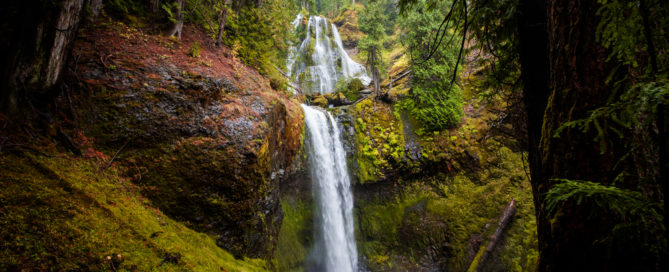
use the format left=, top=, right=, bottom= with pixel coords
left=335, top=93, right=538, bottom=271
left=64, top=21, right=305, bottom=260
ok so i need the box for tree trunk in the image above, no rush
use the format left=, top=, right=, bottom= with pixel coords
left=515, top=0, right=550, bottom=269
left=166, top=0, right=185, bottom=39
left=528, top=0, right=662, bottom=270
left=88, top=0, right=102, bottom=19
left=1, top=0, right=86, bottom=115
left=468, top=199, right=517, bottom=272
left=369, top=48, right=380, bottom=94
left=151, top=0, right=160, bottom=13
left=216, top=0, right=229, bottom=47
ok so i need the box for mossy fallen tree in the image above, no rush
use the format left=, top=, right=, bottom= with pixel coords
left=467, top=199, right=517, bottom=272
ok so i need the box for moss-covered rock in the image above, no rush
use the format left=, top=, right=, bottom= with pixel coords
left=354, top=141, right=537, bottom=271
left=62, top=20, right=306, bottom=262
left=348, top=98, right=407, bottom=184
left=349, top=69, right=538, bottom=271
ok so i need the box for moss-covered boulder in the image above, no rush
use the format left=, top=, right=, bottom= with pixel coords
left=345, top=98, right=409, bottom=184
left=65, top=21, right=305, bottom=261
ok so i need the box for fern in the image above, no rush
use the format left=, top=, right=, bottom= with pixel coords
left=546, top=178, right=665, bottom=254
left=553, top=80, right=669, bottom=153
left=546, top=179, right=662, bottom=224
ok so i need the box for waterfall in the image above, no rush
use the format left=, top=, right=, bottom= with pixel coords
left=287, top=15, right=371, bottom=94
left=301, top=104, right=358, bottom=272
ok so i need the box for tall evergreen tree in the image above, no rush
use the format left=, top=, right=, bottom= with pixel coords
left=358, top=0, right=385, bottom=94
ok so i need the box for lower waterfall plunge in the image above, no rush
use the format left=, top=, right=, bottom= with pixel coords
left=301, top=104, right=358, bottom=272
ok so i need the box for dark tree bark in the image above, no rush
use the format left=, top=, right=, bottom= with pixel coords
left=540, top=2, right=630, bottom=270
left=516, top=0, right=664, bottom=270
left=515, top=0, right=550, bottom=269
left=0, top=0, right=86, bottom=115
left=151, top=0, right=161, bottom=13
left=638, top=1, right=667, bottom=247
left=166, top=0, right=185, bottom=39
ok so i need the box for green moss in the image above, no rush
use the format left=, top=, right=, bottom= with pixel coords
left=311, top=94, right=328, bottom=107
left=276, top=198, right=313, bottom=272
left=355, top=136, right=537, bottom=271
left=356, top=184, right=433, bottom=271
left=125, top=136, right=277, bottom=260
left=352, top=99, right=406, bottom=184
left=0, top=152, right=267, bottom=271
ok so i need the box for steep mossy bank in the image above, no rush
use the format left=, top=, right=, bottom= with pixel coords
left=1, top=13, right=305, bottom=270
left=0, top=152, right=267, bottom=271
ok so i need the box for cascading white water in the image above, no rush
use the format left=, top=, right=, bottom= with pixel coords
left=301, top=104, right=358, bottom=272
left=287, top=15, right=371, bottom=94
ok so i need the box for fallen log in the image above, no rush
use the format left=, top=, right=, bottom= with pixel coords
left=467, top=198, right=517, bottom=272
left=381, top=68, right=411, bottom=89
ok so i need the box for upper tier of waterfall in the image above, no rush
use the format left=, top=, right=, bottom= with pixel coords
left=287, top=15, right=371, bottom=94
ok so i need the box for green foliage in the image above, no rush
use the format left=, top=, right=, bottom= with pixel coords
left=358, top=0, right=387, bottom=73
left=276, top=198, right=313, bottom=272
left=223, top=0, right=298, bottom=86
left=398, top=0, right=522, bottom=132
left=545, top=179, right=665, bottom=255
left=554, top=80, right=668, bottom=154
left=398, top=86, right=464, bottom=131
left=188, top=41, right=202, bottom=58
left=546, top=179, right=657, bottom=217
left=225, top=8, right=273, bottom=74
left=312, top=0, right=351, bottom=15
left=398, top=0, right=464, bottom=131
left=105, top=0, right=148, bottom=20
left=596, top=0, right=668, bottom=73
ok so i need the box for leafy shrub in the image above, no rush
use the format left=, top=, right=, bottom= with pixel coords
left=399, top=0, right=465, bottom=131
left=188, top=42, right=201, bottom=58
left=399, top=87, right=464, bottom=131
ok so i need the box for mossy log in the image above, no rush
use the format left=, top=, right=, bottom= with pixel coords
left=467, top=199, right=516, bottom=272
